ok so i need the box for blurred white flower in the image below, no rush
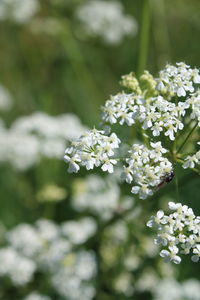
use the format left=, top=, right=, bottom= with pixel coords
left=52, top=251, right=96, bottom=300
left=152, top=279, right=182, bottom=300
left=0, top=112, right=87, bottom=170
left=61, top=217, right=97, bottom=245
left=36, top=219, right=60, bottom=242
left=0, top=219, right=97, bottom=298
left=75, top=0, right=138, bottom=45
left=38, top=237, right=71, bottom=270
left=7, top=224, right=43, bottom=256
left=0, top=247, right=36, bottom=286
left=152, top=278, right=200, bottom=300
left=24, top=292, right=51, bottom=300
left=0, top=132, right=40, bottom=170
left=0, top=0, right=39, bottom=23
left=182, top=279, right=200, bottom=300
left=72, top=175, right=121, bottom=220
left=0, top=85, right=13, bottom=111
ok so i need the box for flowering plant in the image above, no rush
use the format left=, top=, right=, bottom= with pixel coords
left=64, top=62, right=200, bottom=264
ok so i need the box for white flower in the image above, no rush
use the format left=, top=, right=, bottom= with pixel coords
left=123, top=142, right=173, bottom=199
left=0, top=220, right=97, bottom=299
left=101, top=158, right=117, bottom=173
left=64, top=129, right=120, bottom=174
left=156, top=62, right=200, bottom=98
left=147, top=210, right=165, bottom=228
left=0, top=0, right=39, bottom=23
left=160, top=246, right=181, bottom=264
left=183, top=148, right=200, bottom=169
left=0, top=112, right=87, bottom=170
left=51, top=251, right=96, bottom=300
left=75, top=0, right=138, bottom=45
left=72, top=175, right=121, bottom=220
left=191, top=245, right=200, bottom=262
left=0, top=84, right=13, bottom=111
left=0, top=247, right=36, bottom=286
left=61, top=218, right=97, bottom=245
left=23, top=292, right=51, bottom=300
left=7, top=224, right=43, bottom=257
left=147, top=202, right=200, bottom=264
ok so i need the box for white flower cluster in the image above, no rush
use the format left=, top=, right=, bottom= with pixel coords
left=0, top=247, right=36, bottom=286
left=75, top=0, right=138, bottom=45
left=24, top=292, right=51, bottom=300
left=122, top=142, right=173, bottom=199
left=102, top=93, right=189, bottom=141
left=0, top=218, right=97, bottom=299
left=65, top=131, right=174, bottom=199
left=0, top=112, right=87, bottom=170
left=0, top=84, right=13, bottom=111
left=61, top=218, right=97, bottom=245
left=72, top=174, right=134, bottom=220
left=0, top=0, right=39, bottom=23
left=65, top=63, right=200, bottom=199
left=64, top=128, right=120, bottom=173
left=101, top=93, right=142, bottom=126
left=147, top=202, right=200, bottom=264
left=51, top=251, right=96, bottom=300
left=152, top=278, right=200, bottom=300
left=186, top=90, right=200, bottom=124
left=156, top=62, right=200, bottom=97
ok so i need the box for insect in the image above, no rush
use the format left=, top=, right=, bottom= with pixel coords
left=156, top=171, right=174, bottom=190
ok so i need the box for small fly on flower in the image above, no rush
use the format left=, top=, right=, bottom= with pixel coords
left=156, top=171, right=174, bottom=190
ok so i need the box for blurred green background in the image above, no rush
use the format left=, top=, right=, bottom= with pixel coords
left=0, top=0, right=200, bottom=299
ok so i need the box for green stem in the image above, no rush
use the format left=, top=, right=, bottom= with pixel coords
left=152, top=0, right=171, bottom=68
left=59, top=20, right=103, bottom=121
left=177, top=121, right=199, bottom=154
left=137, top=0, right=151, bottom=76
left=175, top=170, right=180, bottom=202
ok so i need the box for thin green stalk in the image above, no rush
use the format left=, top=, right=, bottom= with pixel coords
left=60, top=20, right=103, bottom=117
left=137, top=0, right=151, bottom=76
left=177, top=121, right=199, bottom=154
left=152, top=0, right=171, bottom=68
left=172, top=136, right=177, bottom=160
left=175, top=170, right=180, bottom=202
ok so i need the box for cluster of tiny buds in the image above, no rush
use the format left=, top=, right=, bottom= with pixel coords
left=147, top=202, right=200, bottom=264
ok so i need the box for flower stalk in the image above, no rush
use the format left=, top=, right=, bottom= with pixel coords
left=137, top=0, right=151, bottom=76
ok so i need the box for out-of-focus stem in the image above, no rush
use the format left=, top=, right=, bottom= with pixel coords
left=152, top=0, right=171, bottom=68
left=60, top=20, right=103, bottom=119
left=137, top=0, right=151, bottom=77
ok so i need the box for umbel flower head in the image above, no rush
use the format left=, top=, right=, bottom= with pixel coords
left=64, top=62, right=200, bottom=199
left=147, top=202, right=200, bottom=264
